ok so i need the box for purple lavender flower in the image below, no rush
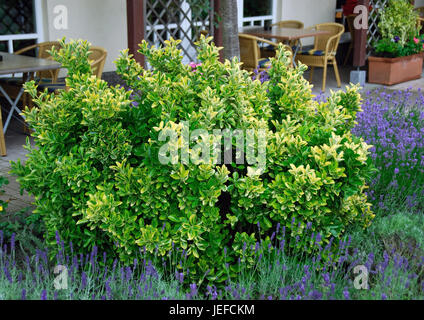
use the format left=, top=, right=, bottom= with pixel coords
left=190, top=283, right=198, bottom=298
left=242, top=241, right=247, bottom=253
left=10, top=233, right=15, bottom=252
left=353, top=89, right=424, bottom=211
left=343, top=287, right=350, bottom=300
left=21, top=289, right=26, bottom=300
left=105, top=279, right=112, bottom=300
left=4, top=266, right=12, bottom=283
left=308, top=290, right=323, bottom=300
left=81, top=271, right=87, bottom=290
left=55, top=231, right=61, bottom=246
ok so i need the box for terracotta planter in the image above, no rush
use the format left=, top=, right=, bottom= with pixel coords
left=368, top=52, right=424, bottom=86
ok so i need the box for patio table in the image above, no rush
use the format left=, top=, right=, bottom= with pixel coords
left=0, top=52, right=60, bottom=134
left=239, top=26, right=331, bottom=67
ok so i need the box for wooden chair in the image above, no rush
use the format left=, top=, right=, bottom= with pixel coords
left=415, top=6, right=424, bottom=16
left=196, top=30, right=210, bottom=42
left=343, top=14, right=357, bottom=66
left=199, top=30, right=209, bottom=37
left=415, top=7, right=424, bottom=34
left=0, top=41, right=62, bottom=134
left=295, top=23, right=345, bottom=92
left=12, top=41, right=62, bottom=83
left=272, top=20, right=304, bottom=47
left=418, top=17, right=424, bottom=33
left=38, top=46, right=107, bottom=93
left=239, top=33, right=292, bottom=72
left=0, top=41, right=61, bottom=101
left=261, top=20, right=304, bottom=58
left=88, top=46, right=108, bottom=79
left=272, top=20, right=304, bottom=29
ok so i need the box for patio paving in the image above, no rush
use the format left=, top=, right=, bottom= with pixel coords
left=308, top=65, right=424, bottom=96
left=0, top=116, right=35, bottom=214
left=0, top=67, right=423, bottom=215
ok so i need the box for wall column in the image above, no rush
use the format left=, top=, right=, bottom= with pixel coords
left=213, top=0, right=224, bottom=61
left=126, top=0, right=145, bottom=66
left=353, top=0, right=369, bottom=67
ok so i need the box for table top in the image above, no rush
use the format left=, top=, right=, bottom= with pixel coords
left=0, top=52, right=60, bottom=75
left=239, top=26, right=331, bottom=41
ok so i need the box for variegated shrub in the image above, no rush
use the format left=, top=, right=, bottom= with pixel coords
left=11, top=36, right=374, bottom=285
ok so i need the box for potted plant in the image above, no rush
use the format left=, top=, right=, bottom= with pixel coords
left=368, top=0, right=424, bottom=86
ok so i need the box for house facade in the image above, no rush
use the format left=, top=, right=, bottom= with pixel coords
left=1, top=0, right=424, bottom=72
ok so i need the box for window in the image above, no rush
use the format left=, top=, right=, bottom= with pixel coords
left=239, top=0, right=275, bottom=27
left=0, top=0, right=40, bottom=53
left=0, top=0, right=36, bottom=35
left=243, top=0, right=272, bottom=17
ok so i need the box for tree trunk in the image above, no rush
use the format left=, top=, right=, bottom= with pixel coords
left=219, top=0, right=240, bottom=61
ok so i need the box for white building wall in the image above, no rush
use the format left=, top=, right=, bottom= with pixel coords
left=42, top=0, right=127, bottom=73
left=415, top=0, right=424, bottom=7
left=38, top=0, right=348, bottom=72
left=276, top=0, right=337, bottom=46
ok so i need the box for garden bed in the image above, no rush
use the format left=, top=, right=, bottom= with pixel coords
left=1, top=36, right=424, bottom=300
left=1, top=86, right=423, bottom=300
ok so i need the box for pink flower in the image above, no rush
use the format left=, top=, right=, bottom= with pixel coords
left=188, top=62, right=202, bottom=72
left=414, top=37, right=419, bottom=44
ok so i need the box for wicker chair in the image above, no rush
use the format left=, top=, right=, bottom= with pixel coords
left=200, top=30, right=209, bottom=37
left=295, top=23, right=344, bottom=92
left=88, top=46, right=108, bottom=79
left=239, top=33, right=292, bottom=72
left=196, top=30, right=210, bottom=42
left=0, top=41, right=62, bottom=134
left=38, top=46, right=107, bottom=93
left=419, top=17, right=424, bottom=33
left=343, top=14, right=357, bottom=66
left=12, top=41, right=62, bottom=83
left=261, top=20, right=304, bottom=58
left=0, top=41, right=61, bottom=102
left=272, top=20, right=304, bottom=29
left=415, top=6, right=424, bottom=16
left=415, top=7, right=424, bottom=34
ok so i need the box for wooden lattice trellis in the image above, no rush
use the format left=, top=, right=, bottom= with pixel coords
left=367, top=0, right=389, bottom=55
left=145, top=0, right=214, bottom=64
left=0, top=0, right=35, bottom=35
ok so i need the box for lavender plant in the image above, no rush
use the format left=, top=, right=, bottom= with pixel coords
left=352, top=88, right=424, bottom=213
left=2, top=225, right=424, bottom=300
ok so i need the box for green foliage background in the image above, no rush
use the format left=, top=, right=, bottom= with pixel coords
left=378, top=0, right=420, bottom=47
left=374, top=0, right=423, bottom=58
